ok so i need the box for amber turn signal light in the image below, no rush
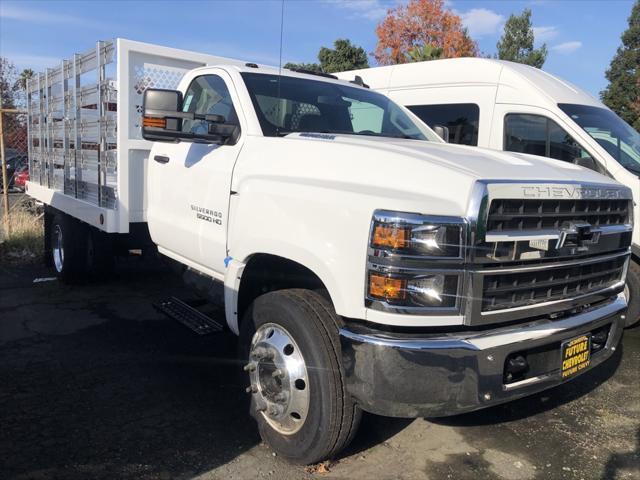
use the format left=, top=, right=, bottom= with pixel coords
left=143, top=117, right=166, bottom=128
left=371, top=224, right=410, bottom=250
left=369, top=273, right=407, bottom=301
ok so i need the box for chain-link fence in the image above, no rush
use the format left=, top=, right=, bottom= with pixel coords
left=1, top=108, right=43, bottom=257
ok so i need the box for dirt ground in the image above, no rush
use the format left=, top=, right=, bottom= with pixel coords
left=1, top=257, right=638, bottom=480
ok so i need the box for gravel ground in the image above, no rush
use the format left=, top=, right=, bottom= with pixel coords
left=0, top=257, right=638, bottom=480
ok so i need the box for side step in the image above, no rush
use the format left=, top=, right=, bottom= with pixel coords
left=155, top=297, right=223, bottom=335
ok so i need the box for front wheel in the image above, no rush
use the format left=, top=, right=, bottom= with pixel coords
left=239, top=289, right=361, bottom=465
left=624, top=260, right=640, bottom=328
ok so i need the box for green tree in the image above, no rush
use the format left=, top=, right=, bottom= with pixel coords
left=285, top=38, right=369, bottom=74
left=283, top=61, right=322, bottom=73
left=318, top=39, right=369, bottom=73
left=15, top=68, right=34, bottom=92
left=496, top=8, right=547, bottom=68
left=601, top=1, right=640, bottom=131
left=406, top=44, right=443, bottom=62
left=0, top=57, right=18, bottom=108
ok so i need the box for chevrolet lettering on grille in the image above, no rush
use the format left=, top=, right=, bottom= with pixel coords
left=521, top=186, right=623, bottom=199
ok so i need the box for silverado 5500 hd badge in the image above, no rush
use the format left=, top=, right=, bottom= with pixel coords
left=190, top=205, right=222, bottom=225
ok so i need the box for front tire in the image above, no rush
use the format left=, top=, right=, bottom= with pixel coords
left=624, top=260, right=640, bottom=328
left=239, top=289, right=361, bottom=465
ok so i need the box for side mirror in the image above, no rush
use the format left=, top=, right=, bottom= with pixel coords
left=142, top=88, right=239, bottom=145
left=574, top=156, right=598, bottom=171
left=142, top=89, right=184, bottom=142
left=433, top=125, right=450, bottom=142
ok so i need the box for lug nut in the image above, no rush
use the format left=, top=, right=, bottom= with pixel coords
left=272, top=369, right=284, bottom=378
left=243, top=362, right=257, bottom=372
left=245, top=385, right=257, bottom=394
left=252, top=347, right=274, bottom=360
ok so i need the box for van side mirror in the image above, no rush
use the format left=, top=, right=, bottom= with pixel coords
left=574, top=156, right=598, bottom=171
left=433, top=125, right=450, bottom=142
left=142, top=88, right=238, bottom=144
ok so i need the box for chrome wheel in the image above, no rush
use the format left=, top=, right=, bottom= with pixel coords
left=245, top=323, right=310, bottom=435
left=52, top=224, right=64, bottom=273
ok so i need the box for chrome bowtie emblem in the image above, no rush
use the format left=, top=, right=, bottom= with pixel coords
left=556, top=222, right=601, bottom=251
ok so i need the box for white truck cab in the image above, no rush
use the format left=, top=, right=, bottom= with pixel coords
left=26, top=40, right=633, bottom=464
left=337, top=58, right=640, bottom=326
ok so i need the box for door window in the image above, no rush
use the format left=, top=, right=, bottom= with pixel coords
left=182, top=75, right=239, bottom=135
left=504, top=114, right=589, bottom=162
left=407, top=103, right=480, bottom=146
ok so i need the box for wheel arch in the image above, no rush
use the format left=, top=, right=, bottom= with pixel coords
left=225, top=252, right=339, bottom=334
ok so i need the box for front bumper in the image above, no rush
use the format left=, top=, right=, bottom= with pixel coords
left=340, top=295, right=627, bottom=418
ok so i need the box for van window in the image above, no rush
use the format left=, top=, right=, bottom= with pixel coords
left=504, top=114, right=590, bottom=162
left=406, top=103, right=480, bottom=146
left=559, top=103, right=640, bottom=176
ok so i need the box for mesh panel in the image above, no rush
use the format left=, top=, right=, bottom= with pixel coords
left=290, top=103, right=321, bottom=129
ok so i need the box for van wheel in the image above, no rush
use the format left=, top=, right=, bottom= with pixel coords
left=50, top=213, right=89, bottom=283
left=239, top=289, right=361, bottom=465
left=624, top=261, right=640, bottom=328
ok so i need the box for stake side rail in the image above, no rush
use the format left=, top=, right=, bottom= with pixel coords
left=24, top=38, right=243, bottom=233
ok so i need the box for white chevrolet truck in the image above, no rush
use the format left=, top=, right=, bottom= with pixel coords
left=26, top=40, right=633, bottom=464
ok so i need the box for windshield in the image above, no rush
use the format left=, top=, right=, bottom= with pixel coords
left=241, top=72, right=436, bottom=141
left=559, top=103, right=640, bottom=176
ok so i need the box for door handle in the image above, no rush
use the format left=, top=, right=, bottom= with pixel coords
left=154, top=155, right=170, bottom=164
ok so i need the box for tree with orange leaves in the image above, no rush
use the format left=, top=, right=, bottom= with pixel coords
left=373, top=0, right=478, bottom=65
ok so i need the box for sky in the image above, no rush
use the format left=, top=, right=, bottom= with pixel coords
left=0, top=0, right=635, bottom=97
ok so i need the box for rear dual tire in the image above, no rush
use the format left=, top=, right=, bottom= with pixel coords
left=50, top=212, right=113, bottom=283
left=239, top=289, right=361, bottom=465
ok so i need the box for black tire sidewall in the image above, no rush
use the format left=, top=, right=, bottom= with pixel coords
left=239, top=291, right=343, bottom=464
left=50, top=213, right=88, bottom=283
left=625, top=260, right=640, bottom=328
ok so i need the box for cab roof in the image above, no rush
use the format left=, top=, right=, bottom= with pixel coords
left=190, top=63, right=367, bottom=90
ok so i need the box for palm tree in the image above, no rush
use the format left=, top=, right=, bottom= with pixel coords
left=406, top=44, right=444, bottom=63
left=15, top=68, right=34, bottom=91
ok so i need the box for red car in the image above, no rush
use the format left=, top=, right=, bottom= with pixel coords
left=13, top=166, right=29, bottom=191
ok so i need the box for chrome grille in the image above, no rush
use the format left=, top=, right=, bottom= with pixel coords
left=487, top=199, right=630, bottom=232
left=482, top=255, right=627, bottom=312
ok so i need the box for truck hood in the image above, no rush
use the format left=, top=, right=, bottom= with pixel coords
left=236, top=133, right=623, bottom=219
left=285, top=133, right=616, bottom=183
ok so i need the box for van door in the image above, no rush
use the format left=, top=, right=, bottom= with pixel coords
left=147, top=70, right=244, bottom=276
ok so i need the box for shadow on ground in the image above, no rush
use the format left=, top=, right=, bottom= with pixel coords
left=0, top=258, right=260, bottom=480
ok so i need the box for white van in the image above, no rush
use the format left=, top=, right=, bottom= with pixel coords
left=337, top=58, right=640, bottom=326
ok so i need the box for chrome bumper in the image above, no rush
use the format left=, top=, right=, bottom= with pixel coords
left=340, top=295, right=627, bottom=418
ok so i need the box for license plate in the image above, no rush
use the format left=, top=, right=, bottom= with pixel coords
left=561, top=334, right=591, bottom=379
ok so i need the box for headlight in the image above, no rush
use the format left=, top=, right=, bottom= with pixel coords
left=370, top=211, right=464, bottom=258
left=366, top=210, right=466, bottom=313
left=368, top=272, right=459, bottom=308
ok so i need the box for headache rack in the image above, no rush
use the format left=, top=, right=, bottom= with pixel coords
left=25, top=38, right=247, bottom=233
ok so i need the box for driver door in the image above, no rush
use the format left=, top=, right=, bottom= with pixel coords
left=147, top=70, right=244, bottom=276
